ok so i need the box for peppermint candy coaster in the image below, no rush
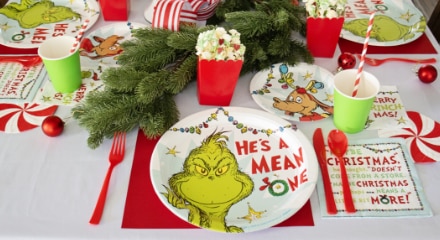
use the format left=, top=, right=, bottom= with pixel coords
left=378, top=111, right=440, bottom=163
left=0, top=103, right=58, bottom=133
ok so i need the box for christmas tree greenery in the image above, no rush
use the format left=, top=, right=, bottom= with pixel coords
left=72, top=0, right=314, bottom=149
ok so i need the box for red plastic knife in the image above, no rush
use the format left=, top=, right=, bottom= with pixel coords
left=313, top=128, right=338, bottom=215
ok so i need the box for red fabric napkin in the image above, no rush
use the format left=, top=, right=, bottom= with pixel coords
left=121, top=129, right=314, bottom=229
left=338, top=33, right=437, bottom=54
left=0, top=44, right=38, bottom=55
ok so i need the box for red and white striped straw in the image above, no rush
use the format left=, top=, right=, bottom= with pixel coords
left=70, top=19, right=90, bottom=53
left=352, top=11, right=376, bottom=97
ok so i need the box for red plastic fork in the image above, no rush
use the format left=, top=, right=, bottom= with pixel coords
left=0, top=55, right=42, bottom=67
left=89, top=132, right=126, bottom=225
left=356, top=54, right=437, bottom=66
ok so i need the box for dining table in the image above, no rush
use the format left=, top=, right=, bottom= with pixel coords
left=1, top=0, right=440, bottom=239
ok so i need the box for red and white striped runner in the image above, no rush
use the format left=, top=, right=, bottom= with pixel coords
left=152, top=0, right=221, bottom=31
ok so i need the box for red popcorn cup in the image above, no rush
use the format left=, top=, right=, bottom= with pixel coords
left=100, top=0, right=130, bottom=21
left=197, top=59, right=243, bottom=106
left=306, top=17, right=344, bottom=58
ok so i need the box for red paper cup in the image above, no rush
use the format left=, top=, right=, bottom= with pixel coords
left=197, top=59, right=243, bottom=106
left=306, top=17, right=344, bottom=58
left=100, top=0, right=130, bottom=21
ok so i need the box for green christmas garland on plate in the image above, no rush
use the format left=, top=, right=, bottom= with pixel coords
left=72, top=0, right=314, bottom=149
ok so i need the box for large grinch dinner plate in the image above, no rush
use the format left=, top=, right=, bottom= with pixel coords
left=342, top=0, right=426, bottom=46
left=150, top=107, right=318, bottom=233
left=0, top=0, right=100, bottom=49
left=250, top=62, right=334, bottom=122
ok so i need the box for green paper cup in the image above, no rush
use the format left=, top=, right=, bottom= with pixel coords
left=333, top=69, right=380, bottom=133
left=38, top=36, right=81, bottom=93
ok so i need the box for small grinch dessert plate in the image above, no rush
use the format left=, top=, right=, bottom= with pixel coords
left=250, top=62, right=335, bottom=122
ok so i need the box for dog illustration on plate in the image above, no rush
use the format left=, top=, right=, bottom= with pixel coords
left=273, top=80, right=333, bottom=121
left=79, top=35, right=124, bottom=60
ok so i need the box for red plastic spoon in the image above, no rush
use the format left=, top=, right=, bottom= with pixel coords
left=327, top=129, right=356, bottom=213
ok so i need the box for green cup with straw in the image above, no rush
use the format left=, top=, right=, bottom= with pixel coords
left=333, top=69, right=380, bottom=133
left=333, top=11, right=379, bottom=133
left=37, top=19, right=89, bottom=93
left=38, top=35, right=82, bottom=93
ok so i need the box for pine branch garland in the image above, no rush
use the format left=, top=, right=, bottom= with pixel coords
left=166, top=29, right=199, bottom=50
left=135, top=71, right=169, bottom=104
left=72, top=0, right=314, bottom=149
left=167, top=54, right=198, bottom=94
left=100, top=66, right=146, bottom=92
left=138, top=93, right=180, bottom=137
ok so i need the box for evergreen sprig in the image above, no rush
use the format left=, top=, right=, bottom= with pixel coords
left=72, top=0, right=314, bottom=149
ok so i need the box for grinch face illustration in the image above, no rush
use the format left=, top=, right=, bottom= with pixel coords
left=343, top=15, right=426, bottom=42
left=0, top=0, right=81, bottom=29
left=162, top=131, right=254, bottom=233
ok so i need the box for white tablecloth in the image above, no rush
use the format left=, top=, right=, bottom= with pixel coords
left=1, top=1, right=440, bottom=239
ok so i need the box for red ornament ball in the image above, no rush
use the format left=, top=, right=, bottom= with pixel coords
left=41, top=115, right=65, bottom=137
left=338, top=52, right=356, bottom=70
left=418, top=65, right=438, bottom=83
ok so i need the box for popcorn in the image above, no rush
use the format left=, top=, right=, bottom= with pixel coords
left=303, top=0, right=347, bottom=18
left=196, top=27, right=246, bottom=61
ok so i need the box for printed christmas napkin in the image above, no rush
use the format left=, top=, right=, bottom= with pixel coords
left=365, top=85, right=413, bottom=130
left=0, top=60, right=47, bottom=104
left=317, top=138, right=432, bottom=217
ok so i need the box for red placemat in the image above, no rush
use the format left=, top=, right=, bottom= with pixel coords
left=121, top=129, right=314, bottom=229
left=338, top=33, right=437, bottom=54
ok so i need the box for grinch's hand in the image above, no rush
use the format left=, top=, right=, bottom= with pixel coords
left=162, top=185, right=187, bottom=209
left=227, top=226, right=244, bottom=233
